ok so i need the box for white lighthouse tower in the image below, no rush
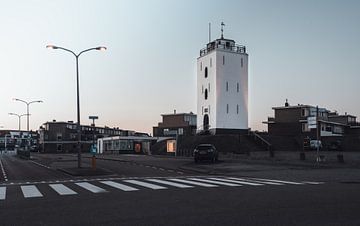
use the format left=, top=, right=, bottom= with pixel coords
left=197, top=24, right=248, bottom=134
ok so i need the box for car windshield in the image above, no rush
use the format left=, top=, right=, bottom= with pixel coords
left=197, top=145, right=213, bottom=150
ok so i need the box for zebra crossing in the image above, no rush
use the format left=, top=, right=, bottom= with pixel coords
left=0, top=176, right=323, bottom=201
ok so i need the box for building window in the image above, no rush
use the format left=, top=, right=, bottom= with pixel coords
left=301, top=108, right=309, bottom=117
left=208, top=83, right=210, bottom=93
left=200, top=62, right=202, bottom=71
left=226, top=82, right=229, bottom=92
left=241, top=58, right=243, bottom=67
left=237, top=104, right=239, bottom=114
left=237, top=83, right=239, bottom=92
left=302, top=123, right=310, bottom=132
left=57, top=133, right=62, bottom=141
left=223, top=55, right=225, bottom=65
left=205, top=67, right=208, bottom=78
left=226, top=104, right=229, bottom=114
left=210, top=58, right=212, bottom=67
left=205, top=89, right=208, bottom=100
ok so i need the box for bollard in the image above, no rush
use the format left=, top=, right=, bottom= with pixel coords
left=92, top=155, right=96, bottom=170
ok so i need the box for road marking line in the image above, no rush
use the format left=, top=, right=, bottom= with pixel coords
left=209, top=178, right=264, bottom=186
left=0, top=159, right=8, bottom=182
left=168, top=178, right=218, bottom=187
left=249, top=178, right=304, bottom=185
left=49, top=184, right=77, bottom=195
left=0, top=187, right=6, bottom=200
left=302, top=181, right=324, bottom=185
left=100, top=181, right=138, bottom=191
left=227, top=177, right=284, bottom=185
left=189, top=178, right=241, bottom=187
left=146, top=179, right=193, bottom=188
left=21, top=185, right=43, bottom=198
left=124, top=180, right=167, bottom=190
left=75, top=182, right=107, bottom=193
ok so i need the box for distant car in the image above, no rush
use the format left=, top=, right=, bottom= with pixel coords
left=310, top=140, right=322, bottom=150
left=194, top=144, right=218, bottom=163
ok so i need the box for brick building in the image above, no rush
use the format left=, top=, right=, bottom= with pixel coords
left=38, top=120, right=142, bottom=153
left=153, top=112, right=197, bottom=137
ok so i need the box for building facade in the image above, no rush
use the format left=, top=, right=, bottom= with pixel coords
left=38, top=120, right=141, bottom=153
left=153, top=112, right=197, bottom=137
left=197, top=33, right=248, bottom=134
left=263, top=101, right=360, bottom=151
left=0, top=130, right=39, bottom=151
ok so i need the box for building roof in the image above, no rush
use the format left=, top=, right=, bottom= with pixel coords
left=272, top=105, right=329, bottom=112
left=160, top=112, right=196, bottom=117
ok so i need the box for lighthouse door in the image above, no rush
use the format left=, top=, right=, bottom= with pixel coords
left=203, top=114, right=209, bottom=131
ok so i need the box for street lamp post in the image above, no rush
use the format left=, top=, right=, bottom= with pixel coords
left=47, top=45, right=106, bottom=168
left=13, top=98, right=43, bottom=132
left=9, top=113, right=29, bottom=131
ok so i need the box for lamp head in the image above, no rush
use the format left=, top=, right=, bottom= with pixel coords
left=46, top=45, right=58, bottom=49
left=96, top=46, right=107, bottom=51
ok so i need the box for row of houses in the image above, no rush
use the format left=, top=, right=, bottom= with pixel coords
left=1, top=101, right=359, bottom=154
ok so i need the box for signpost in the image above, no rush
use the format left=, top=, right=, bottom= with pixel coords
left=90, top=144, right=97, bottom=170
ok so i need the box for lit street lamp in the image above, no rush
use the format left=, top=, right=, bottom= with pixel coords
left=13, top=98, right=43, bottom=131
left=46, top=45, right=107, bottom=168
left=9, top=113, right=29, bottom=131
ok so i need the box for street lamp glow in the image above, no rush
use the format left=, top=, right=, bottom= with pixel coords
left=47, top=44, right=106, bottom=168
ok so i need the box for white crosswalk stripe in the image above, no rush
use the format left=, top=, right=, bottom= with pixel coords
left=168, top=178, right=218, bottom=187
left=0, top=177, right=324, bottom=201
left=124, top=180, right=167, bottom=190
left=227, top=177, right=284, bottom=185
left=248, top=178, right=304, bottom=185
left=189, top=178, right=241, bottom=187
left=75, top=182, right=107, bottom=193
left=100, top=181, right=138, bottom=191
left=21, top=185, right=43, bottom=198
left=209, top=178, right=264, bottom=186
left=0, top=187, right=6, bottom=200
left=146, top=179, right=193, bottom=188
left=50, top=184, right=77, bottom=195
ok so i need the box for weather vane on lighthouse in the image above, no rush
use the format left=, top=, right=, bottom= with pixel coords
left=221, top=22, right=225, bottom=39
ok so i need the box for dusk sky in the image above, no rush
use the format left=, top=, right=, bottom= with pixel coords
left=1, top=0, right=359, bottom=134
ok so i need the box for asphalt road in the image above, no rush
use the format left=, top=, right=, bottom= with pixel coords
left=0, top=153, right=359, bottom=226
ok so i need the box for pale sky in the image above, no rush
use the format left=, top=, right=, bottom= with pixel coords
left=1, top=0, right=360, bottom=134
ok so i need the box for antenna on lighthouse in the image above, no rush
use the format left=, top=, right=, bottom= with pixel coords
left=221, top=22, right=225, bottom=39
left=208, top=23, right=211, bottom=43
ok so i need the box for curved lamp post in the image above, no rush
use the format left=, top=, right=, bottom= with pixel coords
left=46, top=45, right=106, bottom=168
left=13, top=98, right=43, bottom=131
left=9, top=113, right=29, bottom=131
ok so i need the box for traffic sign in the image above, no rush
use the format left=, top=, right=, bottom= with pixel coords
left=90, top=144, right=97, bottom=154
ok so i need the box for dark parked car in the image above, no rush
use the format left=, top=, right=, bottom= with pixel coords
left=194, top=144, right=218, bottom=163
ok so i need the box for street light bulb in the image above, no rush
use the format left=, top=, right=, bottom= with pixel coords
left=96, top=46, right=107, bottom=51
left=46, top=45, right=58, bottom=49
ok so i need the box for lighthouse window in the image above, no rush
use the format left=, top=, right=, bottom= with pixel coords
left=223, top=55, right=225, bottom=65
left=200, top=62, right=202, bottom=71
left=205, top=89, right=208, bottom=100
left=226, top=104, right=229, bottom=114
left=226, top=82, right=229, bottom=92
left=208, top=83, right=210, bottom=92
left=205, top=67, right=208, bottom=78
left=237, top=83, right=239, bottom=92
left=210, top=58, right=212, bottom=67
left=241, top=58, right=243, bottom=67
left=237, top=104, right=239, bottom=114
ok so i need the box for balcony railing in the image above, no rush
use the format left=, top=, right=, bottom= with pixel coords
left=200, top=43, right=246, bottom=57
